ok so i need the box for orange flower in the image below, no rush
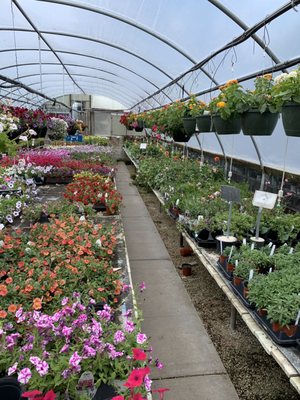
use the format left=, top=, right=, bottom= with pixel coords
left=24, top=284, right=34, bottom=293
left=33, top=298, right=42, bottom=310
left=0, top=310, right=7, bottom=318
left=214, top=156, right=220, bottom=162
left=5, top=277, right=13, bottom=284
left=216, top=101, right=226, bottom=108
left=0, top=284, right=8, bottom=297
left=8, top=304, right=17, bottom=313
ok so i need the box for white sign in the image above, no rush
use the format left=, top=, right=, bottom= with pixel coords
left=252, top=190, right=277, bottom=210
left=140, top=143, right=147, bottom=150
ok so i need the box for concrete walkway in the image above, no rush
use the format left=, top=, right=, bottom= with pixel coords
left=116, top=162, right=239, bottom=400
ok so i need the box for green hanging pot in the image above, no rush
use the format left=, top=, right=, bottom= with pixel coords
left=281, top=102, right=300, bottom=137
left=212, top=115, right=241, bottom=135
left=134, top=120, right=144, bottom=132
left=241, top=109, right=279, bottom=136
left=172, top=126, right=193, bottom=142
left=196, top=115, right=214, bottom=133
left=182, top=117, right=196, bottom=135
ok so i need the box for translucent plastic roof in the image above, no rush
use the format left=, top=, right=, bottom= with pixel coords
left=0, top=0, right=299, bottom=172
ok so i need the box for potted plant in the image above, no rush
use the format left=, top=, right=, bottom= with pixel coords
left=272, top=67, right=300, bottom=137
left=165, top=101, right=191, bottom=142
left=209, top=79, right=247, bottom=135
left=241, top=74, right=279, bottom=136
left=181, top=95, right=201, bottom=135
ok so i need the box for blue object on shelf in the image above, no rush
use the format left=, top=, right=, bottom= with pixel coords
left=65, top=134, right=83, bottom=142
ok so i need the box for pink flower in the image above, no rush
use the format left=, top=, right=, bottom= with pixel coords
left=111, top=397, right=124, bottom=400
left=8, top=362, right=18, bottom=376
left=114, top=330, right=125, bottom=344
left=136, top=333, right=147, bottom=344
left=124, top=320, right=135, bottom=333
left=124, top=367, right=151, bottom=388
left=18, top=367, right=32, bottom=384
left=69, top=351, right=82, bottom=367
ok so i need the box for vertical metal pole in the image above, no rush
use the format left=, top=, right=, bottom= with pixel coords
left=249, top=136, right=265, bottom=190
left=227, top=201, right=233, bottom=237
left=255, top=207, right=263, bottom=239
left=230, top=305, right=237, bottom=331
left=214, top=133, right=227, bottom=178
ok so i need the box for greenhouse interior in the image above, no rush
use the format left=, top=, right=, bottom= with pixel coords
left=1, top=1, right=300, bottom=399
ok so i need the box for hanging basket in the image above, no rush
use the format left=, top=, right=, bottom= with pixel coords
left=281, top=102, right=300, bottom=137
left=212, top=115, right=241, bottom=135
left=134, top=120, right=144, bottom=132
left=182, top=117, right=196, bottom=135
left=241, top=109, right=279, bottom=136
left=126, top=125, right=134, bottom=131
left=172, top=127, right=193, bottom=142
left=196, top=115, right=214, bottom=133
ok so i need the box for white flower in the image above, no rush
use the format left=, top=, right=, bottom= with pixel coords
left=0, top=224, right=4, bottom=230
left=9, top=123, right=18, bottom=131
left=288, top=70, right=298, bottom=79
left=0, top=123, right=3, bottom=133
left=0, top=240, right=4, bottom=248
left=274, top=73, right=288, bottom=84
left=19, top=135, right=28, bottom=142
left=29, top=129, right=37, bottom=136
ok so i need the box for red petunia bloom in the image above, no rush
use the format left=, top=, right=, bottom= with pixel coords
left=124, top=367, right=151, bottom=388
left=132, top=348, right=147, bottom=361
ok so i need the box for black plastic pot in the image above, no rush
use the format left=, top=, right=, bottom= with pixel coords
left=0, top=376, right=21, bottom=400
left=196, top=115, right=214, bottom=132
left=241, top=109, right=279, bottom=136
left=92, top=203, right=107, bottom=212
left=212, top=115, right=241, bottom=135
left=182, top=117, right=196, bottom=135
left=281, top=102, right=300, bottom=137
left=172, top=127, right=193, bottom=142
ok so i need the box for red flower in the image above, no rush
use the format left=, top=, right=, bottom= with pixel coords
left=124, top=367, right=151, bottom=388
left=111, top=397, right=124, bottom=400
left=132, top=348, right=147, bottom=361
left=22, top=391, right=42, bottom=399
left=132, top=394, right=146, bottom=400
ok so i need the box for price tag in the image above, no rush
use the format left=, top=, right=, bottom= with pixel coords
left=248, top=269, right=254, bottom=281
left=235, top=260, right=238, bottom=268
left=221, top=186, right=241, bottom=203
left=269, top=267, right=273, bottom=274
left=140, top=143, right=147, bottom=150
left=268, top=242, right=273, bottom=248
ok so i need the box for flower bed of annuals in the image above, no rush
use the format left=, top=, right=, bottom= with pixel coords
left=0, top=211, right=163, bottom=399
left=64, top=172, right=122, bottom=214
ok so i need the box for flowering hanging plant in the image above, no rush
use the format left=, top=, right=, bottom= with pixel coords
left=47, top=118, right=68, bottom=140
left=271, top=66, right=300, bottom=107
left=208, top=79, right=248, bottom=120
left=243, top=74, right=279, bottom=113
left=182, top=95, right=208, bottom=118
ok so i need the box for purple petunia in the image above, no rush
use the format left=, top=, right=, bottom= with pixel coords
left=18, top=368, right=32, bottom=384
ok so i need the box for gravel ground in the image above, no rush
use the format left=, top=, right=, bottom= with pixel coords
left=126, top=165, right=300, bottom=400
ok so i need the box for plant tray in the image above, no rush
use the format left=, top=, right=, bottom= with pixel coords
left=253, top=310, right=300, bottom=346
left=92, top=203, right=107, bottom=212
left=195, top=237, right=217, bottom=248
left=217, top=261, right=233, bottom=281
left=44, top=176, right=73, bottom=184
left=230, top=280, right=255, bottom=309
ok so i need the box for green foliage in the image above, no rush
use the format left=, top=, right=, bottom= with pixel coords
left=243, top=74, right=279, bottom=113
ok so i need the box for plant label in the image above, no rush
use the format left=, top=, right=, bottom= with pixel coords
left=269, top=267, right=273, bottom=274
left=252, top=190, right=277, bottom=210
left=76, top=371, right=96, bottom=399
left=248, top=269, right=254, bottom=281
left=270, top=244, right=276, bottom=256
left=228, top=245, right=234, bottom=261
left=140, top=143, right=147, bottom=150
left=242, top=238, right=247, bottom=246
left=235, top=260, right=238, bottom=267
left=289, top=247, right=294, bottom=254
left=221, top=185, right=241, bottom=203
left=296, top=310, right=300, bottom=326
left=251, top=242, right=255, bottom=250
left=176, top=199, right=180, bottom=206
left=268, top=242, right=273, bottom=248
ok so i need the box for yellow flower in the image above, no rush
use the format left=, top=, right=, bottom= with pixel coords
left=262, top=73, right=272, bottom=80
left=216, top=101, right=226, bottom=108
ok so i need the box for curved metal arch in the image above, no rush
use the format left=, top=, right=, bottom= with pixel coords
left=15, top=72, right=159, bottom=103
left=0, top=27, right=190, bottom=96
left=0, top=62, right=159, bottom=102
left=12, top=0, right=85, bottom=94
left=208, top=0, right=284, bottom=69
left=0, top=48, right=173, bottom=102
left=36, top=0, right=219, bottom=86
left=15, top=80, right=147, bottom=108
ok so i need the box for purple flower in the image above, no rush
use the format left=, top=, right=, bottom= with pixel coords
left=18, top=368, right=32, bottom=384
left=113, top=330, right=125, bottom=344
left=69, top=351, right=82, bottom=367
left=123, top=309, right=132, bottom=317
left=82, top=345, right=96, bottom=358
left=139, top=281, right=146, bottom=292
left=36, top=360, right=49, bottom=377
left=8, top=362, right=18, bottom=376
left=61, top=297, right=69, bottom=306
left=144, top=374, right=152, bottom=392
left=106, top=344, right=124, bottom=360
left=155, top=358, right=164, bottom=369
left=91, top=319, right=102, bottom=336
left=62, top=326, right=73, bottom=338
left=124, top=320, right=135, bottom=333
left=61, top=369, right=71, bottom=379
left=21, top=343, right=33, bottom=352
left=136, top=333, right=147, bottom=344
left=59, top=344, right=70, bottom=354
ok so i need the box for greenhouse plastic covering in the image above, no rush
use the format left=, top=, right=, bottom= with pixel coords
left=0, top=0, right=299, bottom=172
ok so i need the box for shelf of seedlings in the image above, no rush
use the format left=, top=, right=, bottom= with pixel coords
left=124, top=146, right=300, bottom=396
